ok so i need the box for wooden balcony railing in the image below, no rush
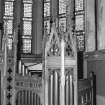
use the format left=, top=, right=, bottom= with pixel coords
left=78, top=72, right=95, bottom=105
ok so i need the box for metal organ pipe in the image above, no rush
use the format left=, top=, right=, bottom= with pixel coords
left=18, top=60, right=22, bottom=74
left=54, top=71, right=58, bottom=105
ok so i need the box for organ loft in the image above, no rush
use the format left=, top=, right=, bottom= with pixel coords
left=1, top=0, right=105, bottom=105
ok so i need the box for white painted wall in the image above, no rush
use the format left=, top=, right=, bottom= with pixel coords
left=97, top=95, right=105, bottom=105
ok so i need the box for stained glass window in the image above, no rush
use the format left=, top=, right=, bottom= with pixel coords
left=24, top=3, right=32, bottom=17
left=75, top=0, right=85, bottom=51
left=44, top=3, right=50, bottom=17
left=7, top=20, right=13, bottom=34
left=44, top=0, right=50, bottom=34
left=23, top=21, right=32, bottom=35
left=75, top=0, right=83, bottom=11
left=23, top=0, right=32, bottom=3
left=8, top=37, right=12, bottom=50
left=77, top=35, right=84, bottom=51
left=4, top=0, right=15, bottom=50
left=22, top=0, right=32, bottom=53
left=44, top=20, right=50, bottom=34
left=59, top=0, right=67, bottom=32
left=59, top=0, right=67, bottom=15
left=22, top=39, right=31, bottom=53
left=75, top=15, right=84, bottom=31
left=59, top=18, right=66, bottom=32
left=5, top=2, right=13, bottom=16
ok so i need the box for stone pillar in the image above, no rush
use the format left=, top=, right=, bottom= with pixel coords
left=32, top=0, right=43, bottom=54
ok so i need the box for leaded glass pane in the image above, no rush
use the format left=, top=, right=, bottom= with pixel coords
left=8, top=37, right=12, bottom=50
left=3, top=16, right=13, bottom=20
left=75, top=15, right=84, bottom=31
left=75, top=0, right=83, bottom=11
left=59, top=18, right=66, bottom=32
left=5, top=2, right=13, bottom=16
left=23, top=21, right=32, bottom=35
left=22, top=39, right=31, bottom=53
left=77, top=35, right=84, bottom=51
left=44, top=3, right=50, bottom=17
left=59, top=0, right=67, bottom=14
left=24, top=3, right=32, bottom=17
left=23, top=0, right=32, bottom=3
left=44, top=20, right=50, bottom=34
left=7, top=20, right=13, bottom=34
